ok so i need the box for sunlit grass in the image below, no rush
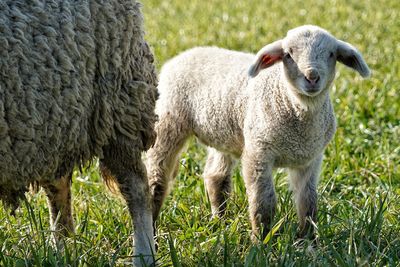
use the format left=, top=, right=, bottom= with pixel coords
left=1, top=0, right=399, bottom=266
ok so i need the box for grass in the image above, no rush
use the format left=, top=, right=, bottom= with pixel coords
left=1, top=0, right=399, bottom=266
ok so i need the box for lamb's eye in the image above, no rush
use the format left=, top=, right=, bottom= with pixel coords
left=329, top=52, right=334, bottom=58
left=284, top=48, right=294, bottom=60
left=285, top=51, right=292, bottom=60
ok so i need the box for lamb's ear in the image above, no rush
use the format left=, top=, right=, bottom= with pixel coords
left=336, top=40, right=371, bottom=78
left=248, top=40, right=283, bottom=78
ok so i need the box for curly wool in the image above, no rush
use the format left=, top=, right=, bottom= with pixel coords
left=0, top=0, right=157, bottom=209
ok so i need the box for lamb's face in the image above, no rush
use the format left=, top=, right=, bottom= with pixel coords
left=282, top=27, right=337, bottom=97
left=248, top=25, right=370, bottom=98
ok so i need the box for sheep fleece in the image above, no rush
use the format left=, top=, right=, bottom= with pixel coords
left=0, top=0, right=157, bottom=208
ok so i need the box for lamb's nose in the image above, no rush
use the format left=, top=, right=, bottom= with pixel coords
left=305, top=69, right=320, bottom=85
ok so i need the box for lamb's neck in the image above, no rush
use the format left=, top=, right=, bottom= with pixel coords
left=278, top=79, right=331, bottom=118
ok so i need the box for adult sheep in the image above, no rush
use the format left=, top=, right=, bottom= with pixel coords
left=0, top=0, right=157, bottom=265
left=147, top=25, right=370, bottom=241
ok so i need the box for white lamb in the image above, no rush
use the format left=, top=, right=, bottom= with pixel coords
left=147, top=25, right=370, bottom=240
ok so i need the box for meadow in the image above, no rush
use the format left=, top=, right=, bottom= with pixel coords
left=0, top=0, right=399, bottom=266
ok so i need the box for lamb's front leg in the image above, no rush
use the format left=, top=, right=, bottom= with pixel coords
left=242, top=150, right=276, bottom=241
left=288, top=155, right=322, bottom=239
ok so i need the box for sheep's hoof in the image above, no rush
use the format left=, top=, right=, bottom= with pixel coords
left=133, top=255, right=157, bottom=267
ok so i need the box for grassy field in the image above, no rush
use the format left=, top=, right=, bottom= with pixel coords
left=1, top=0, right=399, bottom=266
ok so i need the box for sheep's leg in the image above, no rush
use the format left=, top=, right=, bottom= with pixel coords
left=288, top=155, right=322, bottom=239
left=116, top=166, right=155, bottom=266
left=101, top=141, right=155, bottom=266
left=42, top=174, right=74, bottom=240
left=146, top=113, right=191, bottom=221
left=203, top=148, right=235, bottom=217
left=242, top=150, right=276, bottom=241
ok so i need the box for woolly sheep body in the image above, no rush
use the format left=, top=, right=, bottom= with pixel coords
left=0, top=0, right=157, bottom=264
left=147, top=25, right=370, bottom=240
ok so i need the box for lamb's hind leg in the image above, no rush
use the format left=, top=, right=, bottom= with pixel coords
left=146, top=112, right=191, bottom=221
left=203, top=148, right=235, bottom=217
left=42, top=174, right=74, bottom=240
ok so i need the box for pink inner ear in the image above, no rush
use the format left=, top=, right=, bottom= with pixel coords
left=261, top=54, right=281, bottom=67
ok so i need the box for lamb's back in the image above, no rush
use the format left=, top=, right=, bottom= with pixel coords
left=157, top=47, right=253, bottom=155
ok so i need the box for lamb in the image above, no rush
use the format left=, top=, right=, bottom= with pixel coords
left=146, top=25, right=370, bottom=241
left=0, top=0, right=157, bottom=265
